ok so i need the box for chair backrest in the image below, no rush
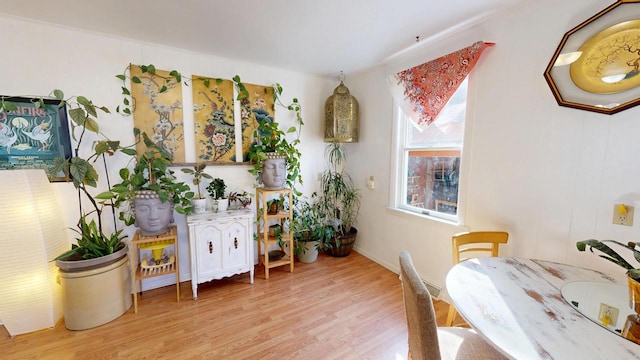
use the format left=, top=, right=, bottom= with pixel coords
left=452, top=231, right=509, bottom=264
left=399, top=250, right=441, bottom=360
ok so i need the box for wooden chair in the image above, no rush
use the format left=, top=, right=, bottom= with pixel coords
left=399, top=250, right=507, bottom=360
left=445, top=231, right=509, bottom=326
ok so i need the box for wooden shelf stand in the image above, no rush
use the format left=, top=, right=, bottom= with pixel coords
left=130, top=225, right=180, bottom=313
left=256, top=187, right=294, bottom=279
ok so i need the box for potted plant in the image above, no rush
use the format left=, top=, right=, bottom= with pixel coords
left=105, top=128, right=194, bottom=235
left=577, top=239, right=640, bottom=341
left=317, top=142, right=361, bottom=257
left=181, top=163, right=213, bottom=213
left=292, top=193, right=329, bottom=263
left=33, top=91, right=129, bottom=270
left=228, top=189, right=252, bottom=209
left=235, top=77, right=302, bottom=194
left=207, top=177, right=228, bottom=212
left=6, top=90, right=133, bottom=330
left=577, top=239, right=640, bottom=308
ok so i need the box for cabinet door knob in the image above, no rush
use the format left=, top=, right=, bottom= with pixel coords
left=234, top=237, right=238, bottom=249
left=209, top=241, right=213, bottom=254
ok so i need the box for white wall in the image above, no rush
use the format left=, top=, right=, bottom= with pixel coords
left=4, top=0, right=639, bottom=301
left=348, top=0, right=640, bottom=298
left=0, top=14, right=333, bottom=290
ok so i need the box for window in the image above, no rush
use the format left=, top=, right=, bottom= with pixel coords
left=396, top=78, right=468, bottom=222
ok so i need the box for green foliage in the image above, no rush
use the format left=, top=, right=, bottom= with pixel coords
left=102, top=129, right=195, bottom=225
left=228, top=75, right=303, bottom=195
left=0, top=90, right=128, bottom=260
left=206, top=178, right=227, bottom=200
left=291, top=193, right=332, bottom=255
left=113, top=66, right=304, bottom=194
left=576, top=239, right=640, bottom=280
left=181, top=163, right=213, bottom=199
left=54, top=215, right=126, bottom=261
left=115, top=63, right=185, bottom=115
left=317, top=143, right=361, bottom=248
left=228, top=190, right=252, bottom=208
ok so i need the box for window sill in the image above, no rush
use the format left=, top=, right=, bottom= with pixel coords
left=385, top=206, right=469, bottom=230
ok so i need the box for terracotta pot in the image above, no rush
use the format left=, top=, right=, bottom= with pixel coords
left=629, top=275, right=640, bottom=314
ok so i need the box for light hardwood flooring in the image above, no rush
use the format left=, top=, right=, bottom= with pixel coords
left=1, top=251, right=464, bottom=360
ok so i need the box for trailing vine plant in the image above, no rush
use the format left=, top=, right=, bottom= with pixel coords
left=115, top=66, right=304, bottom=194
left=115, top=64, right=184, bottom=115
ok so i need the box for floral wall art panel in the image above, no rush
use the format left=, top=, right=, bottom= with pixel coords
left=130, top=65, right=185, bottom=163
left=242, top=83, right=274, bottom=162
left=192, top=76, right=237, bottom=163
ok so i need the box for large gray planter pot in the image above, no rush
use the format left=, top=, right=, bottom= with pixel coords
left=260, top=153, right=287, bottom=189
left=133, top=190, right=174, bottom=235
left=297, top=240, right=319, bottom=263
left=57, top=248, right=131, bottom=330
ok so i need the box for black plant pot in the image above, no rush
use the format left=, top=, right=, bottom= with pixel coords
left=326, top=227, right=357, bottom=257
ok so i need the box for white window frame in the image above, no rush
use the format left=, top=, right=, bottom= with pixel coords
left=390, top=75, right=474, bottom=225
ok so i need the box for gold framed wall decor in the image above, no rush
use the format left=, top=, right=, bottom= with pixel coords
left=130, top=65, right=186, bottom=162
left=192, top=76, right=237, bottom=163
left=544, top=0, right=640, bottom=115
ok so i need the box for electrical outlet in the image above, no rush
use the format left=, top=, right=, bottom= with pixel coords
left=598, top=303, right=619, bottom=327
left=612, top=204, right=634, bottom=226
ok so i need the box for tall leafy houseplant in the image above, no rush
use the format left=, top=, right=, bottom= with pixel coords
left=0, top=91, right=133, bottom=330
left=317, top=142, right=361, bottom=256
left=0, top=91, right=128, bottom=264
left=105, top=128, right=194, bottom=227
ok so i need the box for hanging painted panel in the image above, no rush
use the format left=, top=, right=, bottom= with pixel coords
left=241, top=83, right=275, bottom=162
left=192, top=76, right=237, bottom=163
left=130, top=65, right=185, bottom=162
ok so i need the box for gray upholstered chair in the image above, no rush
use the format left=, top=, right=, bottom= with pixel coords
left=399, top=250, right=507, bottom=360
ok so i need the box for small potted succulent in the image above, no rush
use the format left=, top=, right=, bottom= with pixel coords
left=181, top=163, right=213, bottom=213
left=207, top=178, right=228, bottom=212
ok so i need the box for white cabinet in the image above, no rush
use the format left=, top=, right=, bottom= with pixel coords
left=187, top=209, right=254, bottom=300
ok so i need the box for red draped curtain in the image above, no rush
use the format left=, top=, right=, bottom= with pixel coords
left=389, top=41, right=495, bottom=129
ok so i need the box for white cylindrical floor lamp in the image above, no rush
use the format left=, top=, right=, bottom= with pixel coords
left=0, top=170, right=70, bottom=336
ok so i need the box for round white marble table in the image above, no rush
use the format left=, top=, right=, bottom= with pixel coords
left=446, top=257, right=640, bottom=359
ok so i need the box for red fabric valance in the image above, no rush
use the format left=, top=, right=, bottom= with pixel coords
left=391, top=41, right=495, bottom=129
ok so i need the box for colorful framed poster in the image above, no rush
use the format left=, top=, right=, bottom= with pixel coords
left=0, top=96, right=72, bottom=181
left=130, top=65, right=186, bottom=162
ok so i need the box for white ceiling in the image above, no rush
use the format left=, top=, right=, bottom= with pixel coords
left=0, top=0, right=522, bottom=77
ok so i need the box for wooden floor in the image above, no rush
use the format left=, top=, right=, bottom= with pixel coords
left=1, top=251, right=463, bottom=360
